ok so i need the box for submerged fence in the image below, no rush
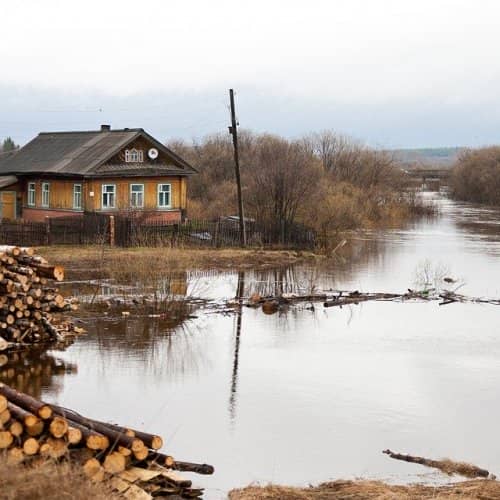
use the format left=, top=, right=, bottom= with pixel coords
left=0, top=213, right=316, bottom=249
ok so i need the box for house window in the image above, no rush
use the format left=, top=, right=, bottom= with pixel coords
left=157, top=183, right=171, bottom=208
left=27, top=183, right=36, bottom=206
left=125, top=149, right=143, bottom=163
left=102, top=184, right=116, bottom=209
left=73, top=184, right=82, bottom=209
left=41, top=182, right=50, bottom=207
left=130, top=184, right=144, bottom=208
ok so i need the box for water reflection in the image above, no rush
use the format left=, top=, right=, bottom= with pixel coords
left=0, top=347, right=77, bottom=399
left=77, top=314, right=207, bottom=380
left=229, top=271, right=245, bottom=424
left=19, top=191, right=500, bottom=499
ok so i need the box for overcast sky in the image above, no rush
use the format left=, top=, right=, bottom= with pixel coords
left=2, top=0, right=500, bottom=148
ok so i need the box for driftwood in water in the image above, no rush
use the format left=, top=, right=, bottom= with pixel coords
left=243, top=288, right=500, bottom=312
left=383, top=449, right=491, bottom=479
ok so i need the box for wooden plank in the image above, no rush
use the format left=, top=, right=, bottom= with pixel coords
left=122, top=484, right=153, bottom=500
left=121, top=466, right=161, bottom=482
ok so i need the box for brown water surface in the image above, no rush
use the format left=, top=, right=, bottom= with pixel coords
left=16, top=191, right=500, bottom=498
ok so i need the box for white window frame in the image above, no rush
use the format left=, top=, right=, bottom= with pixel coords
left=73, top=184, right=82, bottom=210
left=130, top=183, right=144, bottom=208
left=41, top=182, right=50, bottom=208
left=125, top=148, right=143, bottom=163
left=157, top=183, right=171, bottom=208
left=27, top=182, right=36, bottom=207
left=102, top=184, right=116, bottom=209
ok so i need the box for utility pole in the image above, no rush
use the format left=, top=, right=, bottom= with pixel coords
left=228, top=89, right=246, bottom=246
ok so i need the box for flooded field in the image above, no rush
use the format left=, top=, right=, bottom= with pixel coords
left=8, top=191, right=500, bottom=499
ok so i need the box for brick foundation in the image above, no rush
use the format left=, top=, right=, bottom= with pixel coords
left=22, top=207, right=182, bottom=224
left=22, top=208, right=83, bottom=222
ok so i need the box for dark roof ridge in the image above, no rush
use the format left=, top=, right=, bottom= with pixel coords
left=38, top=128, right=144, bottom=135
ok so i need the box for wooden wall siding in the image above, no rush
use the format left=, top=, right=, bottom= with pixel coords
left=105, top=137, right=177, bottom=167
left=85, top=176, right=184, bottom=211
left=22, top=180, right=81, bottom=211
left=18, top=176, right=185, bottom=213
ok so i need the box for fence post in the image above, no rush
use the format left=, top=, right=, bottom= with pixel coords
left=45, top=217, right=51, bottom=245
left=214, top=219, right=220, bottom=248
left=109, top=215, right=115, bottom=246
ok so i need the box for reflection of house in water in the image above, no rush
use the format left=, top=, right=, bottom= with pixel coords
left=0, top=347, right=77, bottom=399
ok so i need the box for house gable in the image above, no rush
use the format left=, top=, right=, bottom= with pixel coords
left=104, top=136, right=180, bottom=169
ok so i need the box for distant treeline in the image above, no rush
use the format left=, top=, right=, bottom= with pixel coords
left=0, top=137, right=19, bottom=153
left=450, top=147, right=500, bottom=206
left=167, top=130, right=432, bottom=251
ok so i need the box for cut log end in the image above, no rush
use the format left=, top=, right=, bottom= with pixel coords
left=151, top=435, right=163, bottom=450
left=9, top=420, right=23, bottom=437
left=0, top=394, right=7, bottom=413
left=49, top=416, right=69, bottom=438
left=38, top=405, right=53, bottom=420
left=83, top=458, right=102, bottom=478
left=103, top=451, right=127, bottom=474
left=86, top=434, right=109, bottom=451
left=66, top=426, right=82, bottom=445
left=133, top=447, right=149, bottom=461
left=23, top=437, right=40, bottom=455
left=7, top=447, right=24, bottom=465
left=0, top=430, right=13, bottom=449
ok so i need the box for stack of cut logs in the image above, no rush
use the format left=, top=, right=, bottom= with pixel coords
left=0, top=246, right=81, bottom=352
left=0, top=384, right=213, bottom=498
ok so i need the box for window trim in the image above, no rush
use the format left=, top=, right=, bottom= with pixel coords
left=41, top=182, right=50, bottom=208
left=101, top=184, right=116, bottom=209
left=157, top=183, right=172, bottom=209
left=130, top=183, right=144, bottom=208
left=27, top=182, right=36, bottom=207
left=125, top=148, right=144, bottom=163
left=73, top=183, right=82, bottom=210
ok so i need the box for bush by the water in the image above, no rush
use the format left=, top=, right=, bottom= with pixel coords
left=450, top=147, right=500, bottom=205
left=168, top=130, right=432, bottom=251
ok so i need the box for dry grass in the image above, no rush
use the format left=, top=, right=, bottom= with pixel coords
left=229, top=479, right=500, bottom=500
left=0, top=459, right=116, bottom=500
left=37, top=246, right=315, bottom=279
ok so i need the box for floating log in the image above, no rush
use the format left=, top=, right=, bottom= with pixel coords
left=172, top=460, right=215, bottom=475
left=383, top=449, right=490, bottom=478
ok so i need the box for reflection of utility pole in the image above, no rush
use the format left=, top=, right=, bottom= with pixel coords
left=229, top=271, right=245, bottom=423
left=228, top=89, right=246, bottom=246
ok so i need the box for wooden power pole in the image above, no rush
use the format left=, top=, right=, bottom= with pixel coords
left=228, top=89, right=246, bottom=246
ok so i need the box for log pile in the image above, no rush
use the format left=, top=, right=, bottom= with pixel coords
left=0, top=383, right=213, bottom=498
left=0, top=246, right=82, bottom=352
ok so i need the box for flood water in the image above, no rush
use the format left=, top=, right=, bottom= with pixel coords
left=13, top=191, right=500, bottom=498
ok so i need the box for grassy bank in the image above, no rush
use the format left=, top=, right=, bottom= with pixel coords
left=0, top=460, right=116, bottom=500
left=39, top=246, right=320, bottom=280
left=229, top=479, right=500, bottom=499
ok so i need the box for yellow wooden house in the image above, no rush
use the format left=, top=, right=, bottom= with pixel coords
left=0, top=125, right=196, bottom=222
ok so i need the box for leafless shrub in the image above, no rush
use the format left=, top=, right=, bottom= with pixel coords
left=450, top=146, right=500, bottom=205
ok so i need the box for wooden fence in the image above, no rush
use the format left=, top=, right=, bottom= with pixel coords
left=0, top=214, right=316, bottom=249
